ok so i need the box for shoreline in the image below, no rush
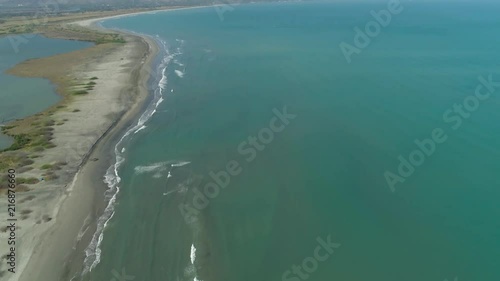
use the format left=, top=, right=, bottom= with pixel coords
left=20, top=31, right=159, bottom=281
left=0, top=13, right=161, bottom=281
left=21, top=29, right=159, bottom=281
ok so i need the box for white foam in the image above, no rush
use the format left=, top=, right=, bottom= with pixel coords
left=171, top=161, right=191, bottom=167
left=190, top=244, right=196, bottom=264
left=175, top=70, right=185, bottom=78
left=134, top=160, right=189, bottom=178
left=81, top=35, right=183, bottom=276
left=134, top=161, right=169, bottom=175
left=190, top=244, right=203, bottom=281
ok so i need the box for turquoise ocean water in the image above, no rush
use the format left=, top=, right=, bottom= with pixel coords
left=0, top=35, right=92, bottom=149
left=81, top=2, right=500, bottom=281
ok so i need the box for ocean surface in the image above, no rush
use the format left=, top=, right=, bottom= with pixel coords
left=0, top=35, right=92, bottom=149
left=82, top=2, right=500, bottom=281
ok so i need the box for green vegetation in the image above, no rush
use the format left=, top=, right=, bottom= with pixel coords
left=0, top=151, right=39, bottom=173
left=17, top=177, right=39, bottom=185
left=1, top=118, right=57, bottom=154
left=0, top=160, right=9, bottom=172
left=2, top=134, right=31, bottom=152
left=44, top=120, right=55, bottom=126
left=95, top=36, right=126, bottom=44
left=87, top=81, right=96, bottom=86
left=43, top=143, right=56, bottom=149
left=44, top=172, right=59, bottom=181
left=73, top=109, right=81, bottom=112
left=90, top=77, right=99, bottom=80
left=73, top=90, right=89, bottom=95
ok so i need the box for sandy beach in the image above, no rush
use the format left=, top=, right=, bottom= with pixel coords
left=0, top=16, right=159, bottom=281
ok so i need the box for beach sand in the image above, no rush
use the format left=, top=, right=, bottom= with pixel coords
left=0, top=18, right=158, bottom=281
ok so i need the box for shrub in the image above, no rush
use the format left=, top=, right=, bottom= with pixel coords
left=41, top=164, right=53, bottom=170
left=17, top=177, right=39, bottom=184
left=3, top=134, right=31, bottom=151
left=73, top=90, right=89, bottom=95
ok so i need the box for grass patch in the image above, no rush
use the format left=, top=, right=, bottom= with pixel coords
left=40, top=164, right=53, bottom=170
left=73, top=90, right=89, bottom=95
left=87, top=81, right=96, bottom=86
left=44, top=172, right=59, bottom=181
left=90, top=77, right=98, bottom=80
left=44, top=120, right=55, bottom=126
left=43, top=143, right=56, bottom=149
left=17, top=177, right=39, bottom=185
left=2, top=134, right=31, bottom=152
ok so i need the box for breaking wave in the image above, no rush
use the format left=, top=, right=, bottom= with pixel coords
left=81, top=35, right=184, bottom=276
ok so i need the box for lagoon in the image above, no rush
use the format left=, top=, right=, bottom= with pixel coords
left=0, top=34, right=92, bottom=150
